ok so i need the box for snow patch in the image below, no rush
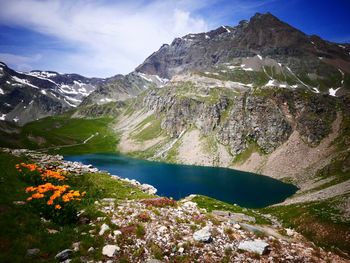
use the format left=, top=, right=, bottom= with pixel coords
left=222, top=26, right=231, bottom=33
left=329, top=87, right=340, bottom=97
left=99, top=98, right=113, bottom=103
left=12, top=76, right=39, bottom=89
left=41, top=89, right=47, bottom=95
left=29, top=71, right=57, bottom=78
left=312, top=87, right=320, bottom=93
left=265, top=79, right=276, bottom=87
left=205, top=34, right=210, bottom=39
left=0, top=114, right=6, bottom=120
left=278, top=63, right=282, bottom=67
left=257, top=55, right=263, bottom=60
left=13, top=117, right=19, bottom=122
left=279, top=84, right=287, bottom=88
left=338, top=45, right=346, bottom=49
left=0, top=88, right=4, bottom=95
left=64, top=98, right=77, bottom=107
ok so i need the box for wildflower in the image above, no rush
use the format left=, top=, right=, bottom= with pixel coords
left=55, top=204, right=61, bottom=210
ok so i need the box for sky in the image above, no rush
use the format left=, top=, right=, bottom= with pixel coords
left=0, top=0, right=349, bottom=77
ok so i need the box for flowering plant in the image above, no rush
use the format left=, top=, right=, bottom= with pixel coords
left=16, top=163, right=86, bottom=224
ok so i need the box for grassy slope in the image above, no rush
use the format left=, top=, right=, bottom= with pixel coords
left=0, top=152, right=151, bottom=262
left=0, top=115, right=119, bottom=155
left=262, top=196, right=350, bottom=256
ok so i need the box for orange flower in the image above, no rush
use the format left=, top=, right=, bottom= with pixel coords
left=55, top=204, right=61, bottom=209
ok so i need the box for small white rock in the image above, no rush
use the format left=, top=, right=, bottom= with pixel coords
left=99, top=223, right=110, bottom=236
left=102, top=245, right=120, bottom=257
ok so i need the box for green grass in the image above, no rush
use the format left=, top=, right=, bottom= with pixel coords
left=131, top=115, right=163, bottom=142
left=232, top=141, right=263, bottom=164
left=191, top=195, right=271, bottom=225
left=0, top=151, right=153, bottom=262
left=263, top=196, right=350, bottom=256
left=0, top=115, right=119, bottom=155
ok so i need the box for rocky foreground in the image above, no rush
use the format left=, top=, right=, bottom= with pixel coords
left=3, top=148, right=348, bottom=262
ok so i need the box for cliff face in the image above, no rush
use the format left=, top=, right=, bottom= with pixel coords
left=142, top=81, right=339, bottom=157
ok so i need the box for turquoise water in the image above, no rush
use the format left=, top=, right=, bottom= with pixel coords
left=65, top=153, right=298, bottom=208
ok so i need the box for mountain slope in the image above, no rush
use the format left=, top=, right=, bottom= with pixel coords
left=136, top=13, right=350, bottom=80
left=108, top=13, right=350, bottom=203
left=0, top=62, right=104, bottom=125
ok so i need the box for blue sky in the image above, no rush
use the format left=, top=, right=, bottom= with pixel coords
left=0, top=0, right=349, bottom=77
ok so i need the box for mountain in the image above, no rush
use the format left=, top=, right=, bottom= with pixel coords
left=0, top=62, right=104, bottom=125
left=1, top=12, right=350, bottom=257
left=104, top=13, right=350, bottom=194
left=136, top=12, right=350, bottom=80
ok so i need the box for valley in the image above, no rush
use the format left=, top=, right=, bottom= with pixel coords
left=0, top=11, right=349, bottom=262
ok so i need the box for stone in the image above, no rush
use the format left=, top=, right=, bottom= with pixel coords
left=193, top=226, right=212, bottom=242
left=233, top=223, right=241, bottom=229
left=178, top=247, right=184, bottom=253
left=55, top=249, right=73, bottom=262
left=285, top=228, right=296, bottom=237
left=146, top=259, right=163, bottom=263
left=238, top=240, right=269, bottom=255
left=13, top=201, right=26, bottom=205
left=47, top=228, right=59, bottom=234
left=72, top=242, right=80, bottom=252
left=26, top=248, right=40, bottom=256
left=102, top=245, right=120, bottom=257
left=113, top=230, right=122, bottom=236
left=88, top=247, right=95, bottom=252
left=99, top=223, right=110, bottom=235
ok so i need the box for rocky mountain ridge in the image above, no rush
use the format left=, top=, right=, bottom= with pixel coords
left=0, top=62, right=104, bottom=125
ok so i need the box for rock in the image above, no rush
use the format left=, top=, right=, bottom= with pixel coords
left=285, top=228, right=296, bottom=237
left=140, top=183, right=157, bottom=195
left=102, top=245, right=120, bottom=257
left=26, top=248, right=40, bottom=256
left=193, top=226, right=212, bottom=242
left=88, top=247, right=95, bottom=253
left=102, top=198, right=116, bottom=203
left=146, top=259, right=163, bottom=263
left=72, top=242, right=80, bottom=252
left=13, top=201, right=26, bottom=205
left=212, top=211, right=256, bottom=223
left=47, top=228, right=59, bottom=234
left=113, top=230, right=122, bottom=236
left=178, top=247, right=184, bottom=253
left=99, top=223, right=110, bottom=235
left=238, top=240, right=269, bottom=255
left=158, top=226, right=167, bottom=233
left=55, top=249, right=73, bottom=262
left=182, top=201, right=197, bottom=210
left=233, top=223, right=241, bottom=229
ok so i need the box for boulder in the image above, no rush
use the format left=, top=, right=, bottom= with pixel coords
left=55, top=249, right=73, bottom=261
left=193, top=226, right=212, bottom=242
left=102, top=245, right=120, bottom=257
left=238, top=240, right=269, bottom=255
left=26, top=248, right=40, bottom=256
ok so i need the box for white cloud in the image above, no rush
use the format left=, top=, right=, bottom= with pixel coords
left=0, top=0, right=209, bottom=77
left=0, top=53, right=42, bottom=72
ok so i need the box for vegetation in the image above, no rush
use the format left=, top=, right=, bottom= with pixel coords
left=232, top=140, right=263, bottom=164
left=0, top=115, right=119, bottom=155
left=0, top=152, right=152, bottom=262
left=263, top=196, right=350, bottom=256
